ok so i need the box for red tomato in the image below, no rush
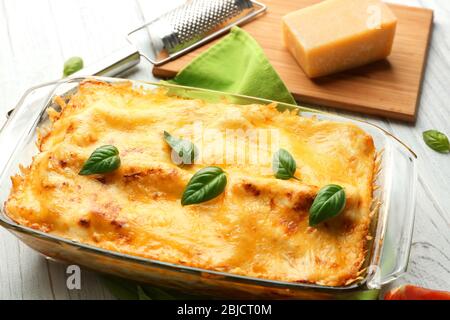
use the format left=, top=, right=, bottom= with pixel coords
left=384, top=285, right=450, bottom=300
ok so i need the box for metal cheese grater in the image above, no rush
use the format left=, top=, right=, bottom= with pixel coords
left=148, top=0, right=254, bottom=54
left=129, top=0, right=266, bottom=65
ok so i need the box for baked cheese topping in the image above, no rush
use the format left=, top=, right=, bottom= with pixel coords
left=5, top=80, right=376, bottom=286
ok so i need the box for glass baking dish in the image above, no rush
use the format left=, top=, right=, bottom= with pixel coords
left=0, top=77, right=417, bottom=299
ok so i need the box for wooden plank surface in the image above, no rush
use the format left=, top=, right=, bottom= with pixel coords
left=153, top=0, right=434, bottom=122
left=0, top=0, right=449, bottom=299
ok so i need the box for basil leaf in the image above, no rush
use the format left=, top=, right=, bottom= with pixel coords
left=63, top=56, right=84, bottom=77
left=423, top=130, right=450, bottom=153
left=309, top=184, right=346, bottom=226
left=272, top=148, right=298, bottom=180
left=181, top=166, right=227, bottom=206
left=79, top=145, right=121, bottom=175
left=164, top=131, right=198, bottom=165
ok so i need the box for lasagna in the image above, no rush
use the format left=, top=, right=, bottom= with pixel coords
left=5, top=80, right=376, bottom=286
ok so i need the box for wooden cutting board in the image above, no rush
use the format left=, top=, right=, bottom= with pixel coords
left=153, top=0, right=433, bottom=122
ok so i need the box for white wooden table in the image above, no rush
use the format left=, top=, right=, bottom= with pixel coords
left=0, top=0, right=449, bottom=299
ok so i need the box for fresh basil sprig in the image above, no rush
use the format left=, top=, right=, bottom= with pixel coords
left=309, top=184, right=346, bottom=226
left=79, top=145, right=121, bottom=175
left=272, top=149, right=300, bottom=180
left=423, top=130, right=450, bottom=153
left=181, top=166, right=227, bottom=206
left=164, top=131, right=198, bottom=165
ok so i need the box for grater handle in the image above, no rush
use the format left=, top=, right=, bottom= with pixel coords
left=73, top=44, right=141, bottom=78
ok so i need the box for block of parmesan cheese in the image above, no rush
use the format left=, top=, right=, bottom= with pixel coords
left=282, top=0, right=397, bottom=78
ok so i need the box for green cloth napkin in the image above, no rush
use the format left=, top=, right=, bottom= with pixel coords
left=168, top=27, right=296, bottom=105
left=102, top=27, right=379, bottom=300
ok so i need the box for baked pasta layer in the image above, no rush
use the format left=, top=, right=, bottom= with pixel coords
left=5, top=80, right=376, bottom=286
